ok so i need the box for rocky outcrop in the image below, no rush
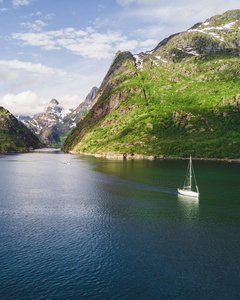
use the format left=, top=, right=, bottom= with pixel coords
left=92, top=51, right=136, bottom=106
left=24, top=88, right=98, bottom=146
left=23, top=98, right=73, bottom=144
left=93, top=90, right=129, bottom=120
left=230, top=95, right=240, bottom=110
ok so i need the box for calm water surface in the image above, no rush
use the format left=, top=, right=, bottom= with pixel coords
left=0, top=151, right=239, bottom=299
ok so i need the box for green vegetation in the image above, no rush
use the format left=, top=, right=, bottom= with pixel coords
left=62, top=10, right=240, bottom=159
left=0, top=107, right=44, bottom=153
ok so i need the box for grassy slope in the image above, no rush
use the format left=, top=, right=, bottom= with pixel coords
left=63, top=51, right=240, bottom=159
left=62, top=11, right=240, bottom=159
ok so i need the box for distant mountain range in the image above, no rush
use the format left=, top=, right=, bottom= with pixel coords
left=0, top=107, right=44, bottom=153
left=62, top=10, right=240, bottom=159
left=23, top=87, right=98, bottom=145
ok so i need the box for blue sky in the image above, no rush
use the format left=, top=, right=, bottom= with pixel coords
left=0, top=0, right=239, bottom=115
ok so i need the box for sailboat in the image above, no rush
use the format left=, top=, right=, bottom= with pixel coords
left=178, top=156, right=199, bottom=197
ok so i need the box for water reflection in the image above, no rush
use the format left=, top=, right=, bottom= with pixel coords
left=1, top=153, right=240, bottom=299
left=178, top=194, right=199, bottom=219
left=33, top=148, right=61, bottom=153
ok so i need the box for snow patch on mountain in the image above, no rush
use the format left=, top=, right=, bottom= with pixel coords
left=188, top=21, right=237, bottom=42
left=134, top=54, right=144, bottom=70
left=134, top=50, right=154, bottom=71
left=23, top=99, right=73, bottom=136
left=61, top=109, right=72, bottom=119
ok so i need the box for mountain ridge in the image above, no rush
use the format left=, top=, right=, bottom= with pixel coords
left=62, top=9, right=240, bottom=159
left=23, top=87, right=98, bottom=145
left=23, top=99, right=73, bottom=144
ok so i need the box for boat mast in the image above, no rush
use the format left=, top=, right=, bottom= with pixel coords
left=190, top=155, right=192, bottom=190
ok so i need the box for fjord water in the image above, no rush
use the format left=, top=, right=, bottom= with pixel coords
left=0, top=151, right=239, bottom=299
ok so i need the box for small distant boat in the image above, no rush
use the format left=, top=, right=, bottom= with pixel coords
left=178, top=156, right=199, bottom=198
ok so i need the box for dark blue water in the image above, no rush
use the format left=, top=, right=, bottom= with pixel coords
left=0, top=151, right=239, bottom=299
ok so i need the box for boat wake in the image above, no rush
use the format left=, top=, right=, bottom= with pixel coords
left=95, top=175, right=177, bottom=195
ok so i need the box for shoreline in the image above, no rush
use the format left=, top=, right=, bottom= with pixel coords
left=69, top=151, right=240, bottom=163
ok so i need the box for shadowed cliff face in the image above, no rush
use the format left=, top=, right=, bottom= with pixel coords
left=62, top=10, right=240, bottom=159
left=63, top=51, right=137, bottom=151
left=91, top=51, right=136, bottom=107
left=0, top=107, right=44, bottom=153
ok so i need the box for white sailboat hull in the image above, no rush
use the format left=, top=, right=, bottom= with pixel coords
left=178, top=188, right=199, bottom=197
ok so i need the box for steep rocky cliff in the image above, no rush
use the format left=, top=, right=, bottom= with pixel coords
left=62, top=10, right=240, bottom=159
left=0, top=107, right=44, bottom=153
left=23, top=99, right=73, bottom=145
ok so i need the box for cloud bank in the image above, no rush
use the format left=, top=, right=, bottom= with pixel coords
left=0, top=60, right=85, bottom=115
left=12, top=0, right=30, bottom=8
left=12, top=26, right=158, bottom=59
left=3, top=0, right=240, bottom=116
left=1, top=90, right=46, bottom=116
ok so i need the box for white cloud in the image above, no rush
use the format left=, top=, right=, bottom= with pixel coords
left=0, top=58, right=98, bottom=115
left=134, top=25, right=166, bottom=40
left=98, top=4, right=105, bottom=11
left=0, top=66, right=20, bottom=82
left=117, top=0, right=240, bottom=10
left=12, top=0, right=30, bottom=8
left=116, top=0, right=161, bottom=6
left=1, top=91, right=91, bottom=116
left=0, top=59, right=82, bottom=101
left=12, top=27, right=141, bottom=59
left=20, top=20, right=48, bottom=32
left=0, top=90, right=47, bottom=115
left=13, top=32, right=60, bottom=50
left=0, top=8, right=8, bottom=12
left=44, top=13, right=55, bottom=20
left=21, top=11, right=55, bottom=21
left=116, top=0, right=240, bottom=43
left=0, top=60, right=71, bottom=77
left=59, top=94, right=82, bottom=110
left=116, top=40, right=139, bottom=52
left=116, top=0, right=135, bottom=6
left=140, top=39, right=159, bottom=50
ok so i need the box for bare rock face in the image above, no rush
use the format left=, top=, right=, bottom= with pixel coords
left=23, top=87, right=98, bottom=146
left=92, top=51, right=135, bottom=107
left=23, top=99, right=73, bottom=145
left=50, top=99, right=59, bottom=105
left=93, top=91, right=129, bottom=120
left=230, top=95, right=240, bottom=110
left=56, top=86, right=98, bottom=138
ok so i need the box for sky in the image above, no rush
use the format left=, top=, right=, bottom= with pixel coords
left=0, top=0, right=239, bottom=116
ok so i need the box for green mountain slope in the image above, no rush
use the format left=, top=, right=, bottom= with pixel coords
left=62, top=10, right=240, bottom=159
left=0, top=107, right=44, bottom=153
